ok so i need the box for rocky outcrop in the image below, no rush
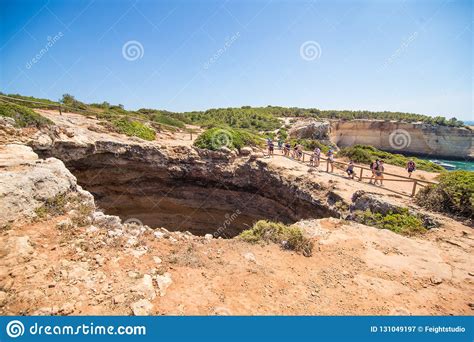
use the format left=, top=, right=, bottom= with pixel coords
left=349, top=190, right=439, bottom=228
left=288, top=119, right=330, bottom=141
left=329, top=120, right=473, bottom=160
left=28, top=130, right=342, bottom=236
left=0, top=144, right=93, bottom=227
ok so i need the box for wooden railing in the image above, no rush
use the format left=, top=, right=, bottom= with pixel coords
left=268, top=147, right=438, bottom=197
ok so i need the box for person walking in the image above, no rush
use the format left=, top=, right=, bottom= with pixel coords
left=310, top=147, right=321, bottom=167
left=346, top=160, right=355, bottom=179
left=283, top=141, right=291, bottom=156
left=267, top=139, right=274, bottom=157
left=326, top=149, right=334, bottom=173
left=375, top=160, right=385, bottom=186
left=406, top=160, right=416, bottom=178
left=369, top=160, right=378, bottom=184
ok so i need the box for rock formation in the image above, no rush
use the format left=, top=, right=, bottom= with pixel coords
left=329, top=119, right=473, bottom=159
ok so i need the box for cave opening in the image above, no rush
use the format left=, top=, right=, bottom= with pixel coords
left=45, top=152, right=332, bottom=238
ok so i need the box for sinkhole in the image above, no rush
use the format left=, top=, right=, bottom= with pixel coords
left=50, top=152, right=334, bottom=237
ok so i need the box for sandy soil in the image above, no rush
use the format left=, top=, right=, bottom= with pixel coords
left=1, top=215, right=472, bottom=315
left=1, top=109, right=472, bottom=316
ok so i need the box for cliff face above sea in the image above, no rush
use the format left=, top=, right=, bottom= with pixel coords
left=329, top=120, right=473, bottom=160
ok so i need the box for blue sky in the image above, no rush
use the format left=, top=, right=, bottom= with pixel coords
left=1, top=0, right=472, bottom=120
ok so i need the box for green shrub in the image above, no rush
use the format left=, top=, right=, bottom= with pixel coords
left=277, top=128, right=288, bottom=140
left=415, top=170, right=473, bottom=219
left=338, top=145, right=444, bottom=172
left=193, top=127, right=262, bottom=151
left=0, top=102, right=53, bottom=127
left=111, top=118, right=156, bottom=141
left=239, top=220, right=313, bottom=256
left=353, top=209, right=426, bottom=235
left=151, top=114, right=186, bottom=128
left=185, top=107, right=282, bottom=131
left=34, top=193, right=67, bottom=219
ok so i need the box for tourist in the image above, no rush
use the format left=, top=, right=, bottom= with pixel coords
left=267, top=139, right=274, bottom=157
left=375, top=160, right=385, bottom=186
left=369, top=160, right=378, bottom=184
left=277, top=138, right=283, bottom=150
left=346, top=160, right=355, bottom=179
left=406, top=160, right=416, bottom=178
left=327, top=149, right=334, bottom=172
left=291, top=143, right=298, bottom=159
left=283, top=141, right=291, bottom=156
left=298, top=144, right=304, bottom=160
left=310, top=147, right=321, bottom=167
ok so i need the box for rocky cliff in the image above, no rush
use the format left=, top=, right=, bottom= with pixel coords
left=329, top=120, right=473, bottom=159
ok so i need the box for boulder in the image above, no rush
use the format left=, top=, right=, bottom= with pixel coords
left=0, top=144, right=78, bottom=226
left=155, top=272, right=173, bottom=296
left=240, top=147, right=252, bottom=156
left=289, top=119, right=330, bottom=140
left=130, top=299, right=153, bottom=316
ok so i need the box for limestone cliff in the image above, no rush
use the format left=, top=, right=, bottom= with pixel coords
left=329, top=120, right=473, bottom=159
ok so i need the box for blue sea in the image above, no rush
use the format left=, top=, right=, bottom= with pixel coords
left=418, top=155, right=474, bottom=171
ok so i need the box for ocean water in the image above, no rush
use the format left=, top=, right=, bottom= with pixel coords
left=421, top=158, right=474, bottom=171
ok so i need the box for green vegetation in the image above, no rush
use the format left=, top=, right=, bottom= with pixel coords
left=138, top=108, right=190, bottom=128
left=60, top=94, right=88, bottom=111
left=185, top=107, right=282, bottom=131
left=415, top=170, right=474, bottom=219
left=193, top=127, right=262, bottom=151
left=183, top=105, right=465, bottom=128
left=34, top=193, right=67, bottom=219
left=338, top=145, right=445, bottom=172
left=1, top=93, right=59, bottom=110
left=111, top=118, right=156, bottom=141
left=0, top=102, right=52, bottom=127
left=239, top=220, right=314, bottom=256
left=353, top=209, right=426, bottom=235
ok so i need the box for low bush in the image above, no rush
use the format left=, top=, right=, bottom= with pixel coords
left=353, top=209, right=426, bottom=235
left=338, top=145, right=444, bottom=172
left=239, top=220, right=313, bottom=256
left=111, top=118, right=156, bottom=141
left=193, top=127, right=262, bottom=151
left=415, top=170, right=473, bottom=219
left=0, top=102, right=53, bottom=127
left=34, top=193, right=68, bottom=220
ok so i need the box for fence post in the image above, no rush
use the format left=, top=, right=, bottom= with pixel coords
left=359, top=167, right=363, bottom=181
left=302, top=153, right=305, bottom=162
left=411, top=180, right=417, bottom=197
left=326, top=159, right=329, bottom=172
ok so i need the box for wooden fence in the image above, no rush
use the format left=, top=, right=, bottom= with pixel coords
left=274, top=147, right=438, bottom=197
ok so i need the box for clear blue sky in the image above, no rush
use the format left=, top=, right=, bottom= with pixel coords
left=1, top=0, right=472, bottom=120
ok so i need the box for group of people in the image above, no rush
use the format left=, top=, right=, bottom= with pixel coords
left=368, top=159, right=385, bottom=186
left=266, top=138, right=417, bottom=184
